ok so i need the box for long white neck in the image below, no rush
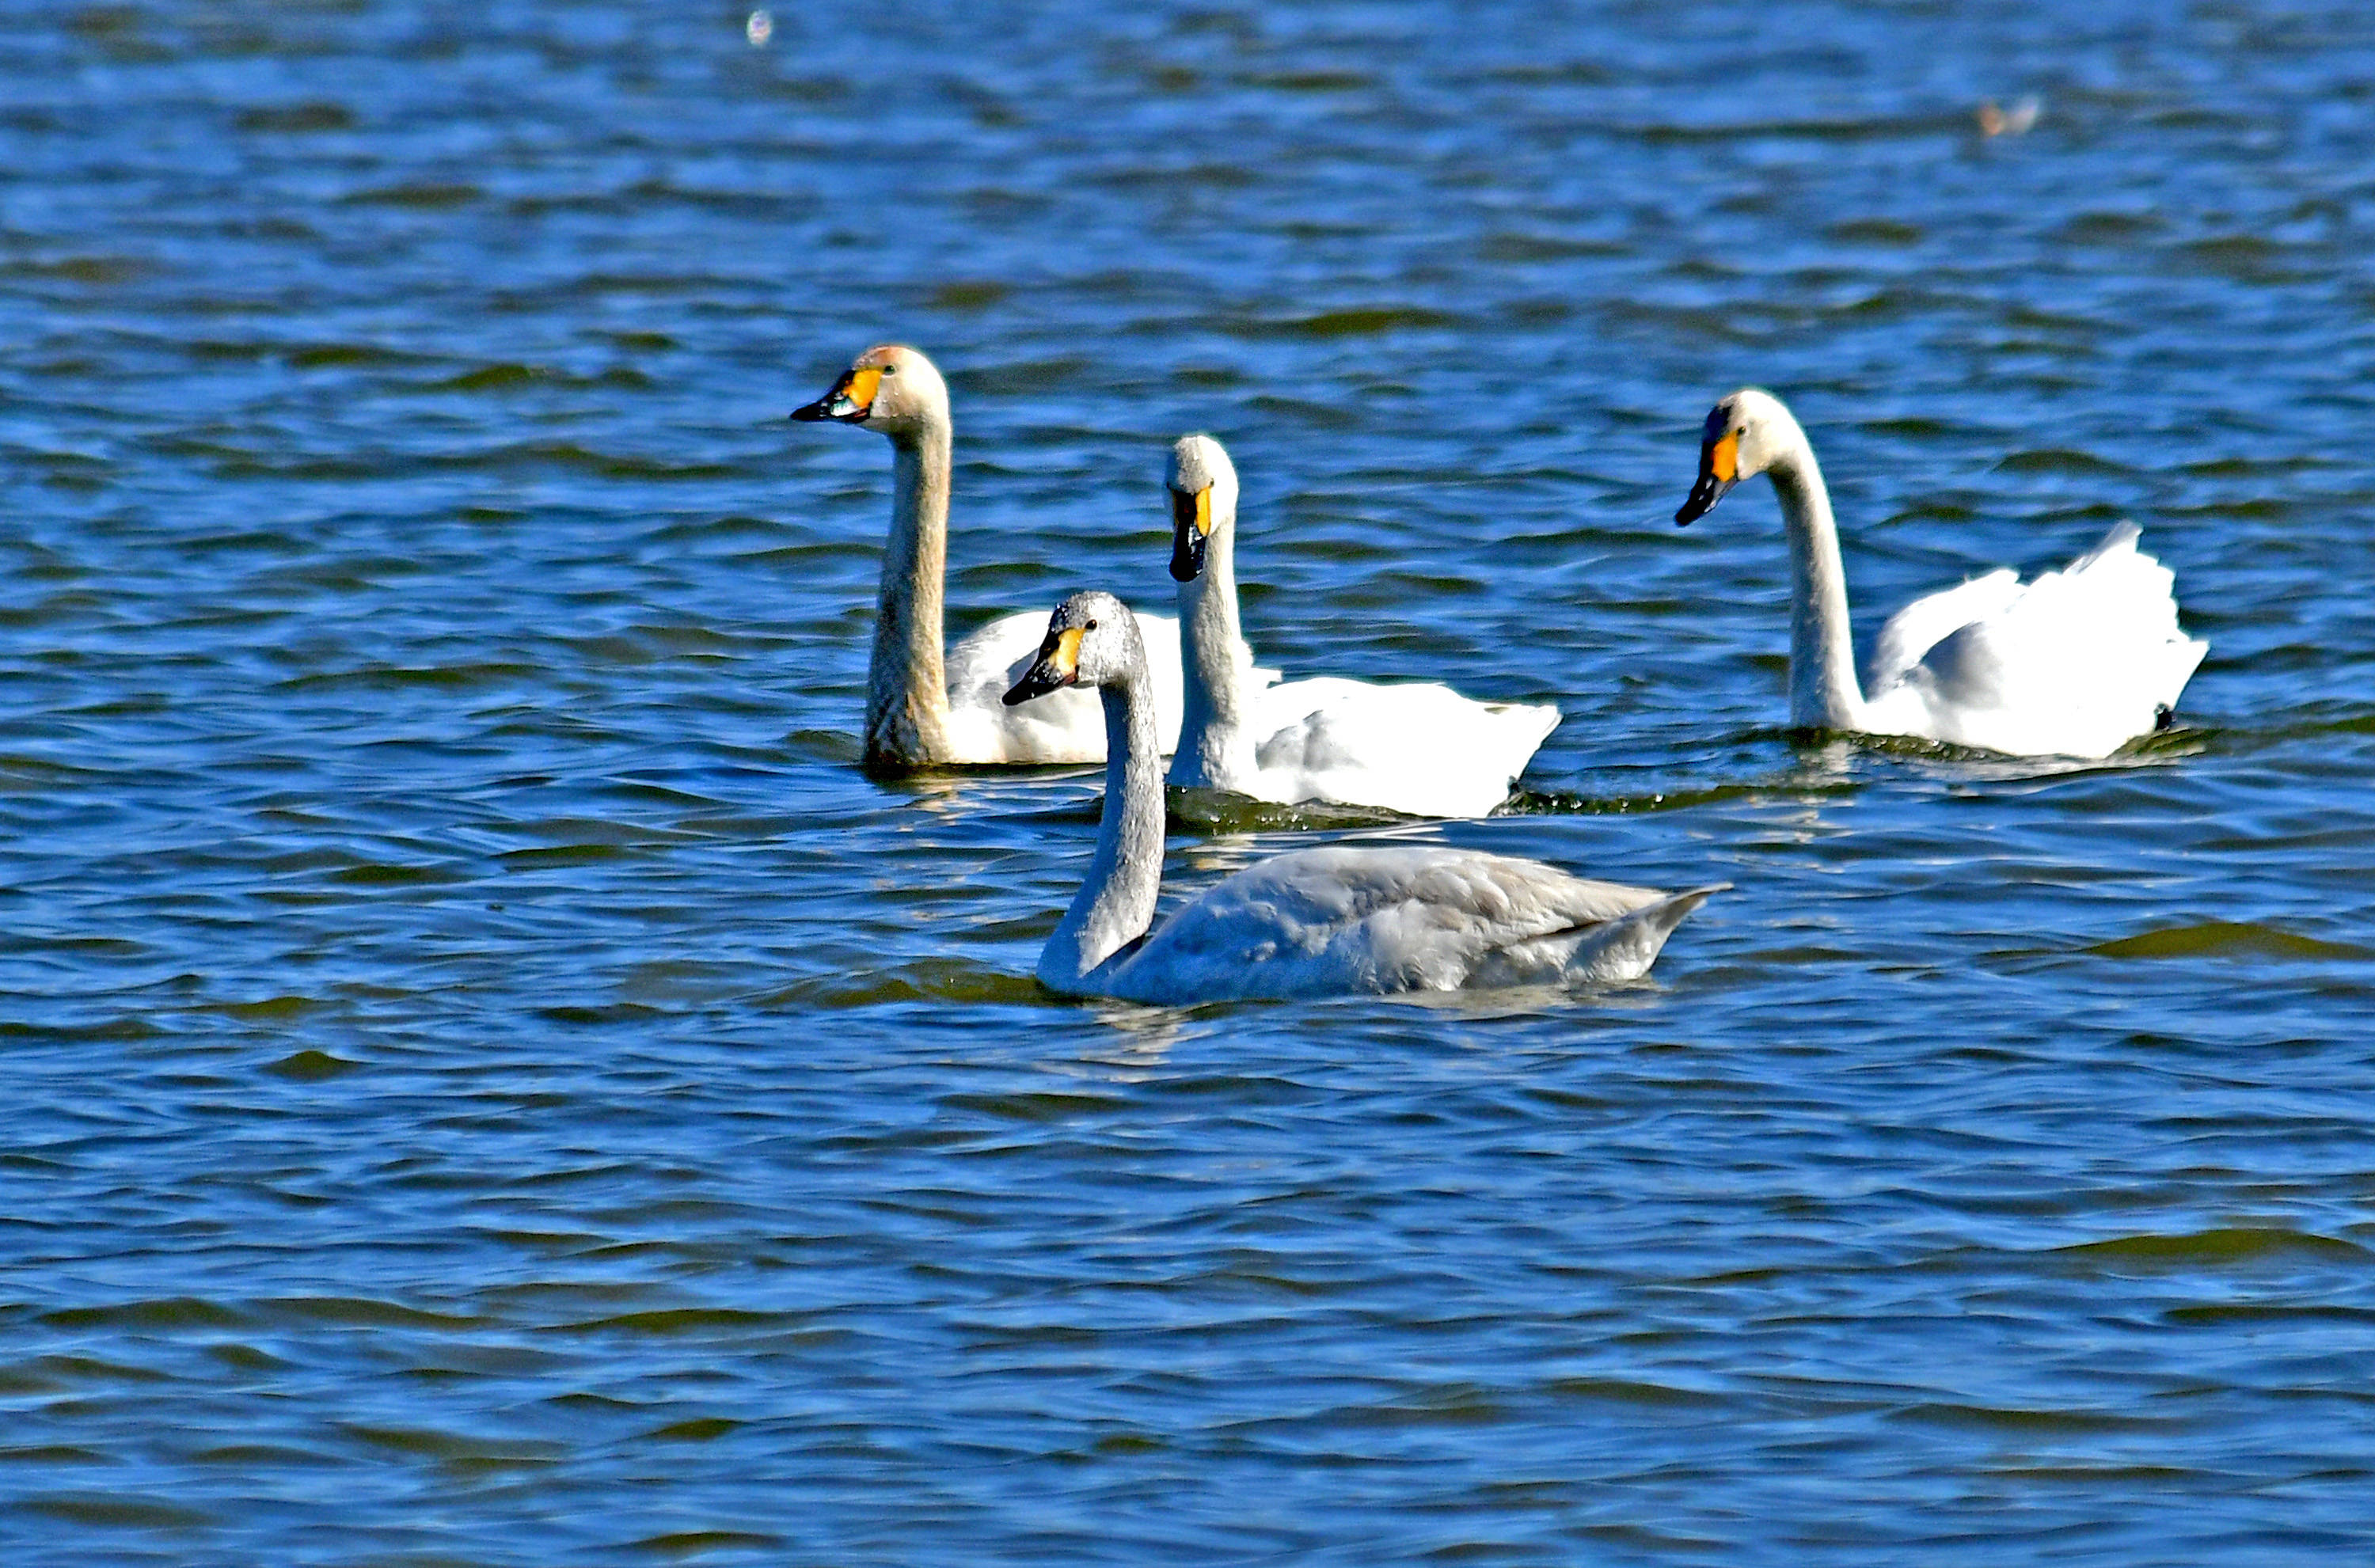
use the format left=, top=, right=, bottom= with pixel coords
left=1039, top=657, right=1167, bottom=993
left=1767, top=435, right=1867, bottom=732
left=864, top=417, right=953, bottom=770
left=1167, top=492, right=1259, bottom=791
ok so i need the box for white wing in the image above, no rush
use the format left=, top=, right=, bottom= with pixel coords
left=1866, top=568, right=2020, bottom=693
left=1863, top=523, right=2208, bottom=758
left=1103, top=845, right=1714, bottom=1004
left=1226, top=678, right=1560, bottom=818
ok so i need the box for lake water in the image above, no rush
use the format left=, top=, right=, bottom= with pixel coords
left=5, top=1, right=2373, bottom=1562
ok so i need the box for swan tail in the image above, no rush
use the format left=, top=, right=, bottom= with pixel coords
left=1505, top=700, right=1563, bottom=750
left=1476, top=700, right=1562, bottom=795
left=1547, top=883, right=1728, bottom=987
left=2153, top=630, right=2211, bottom=713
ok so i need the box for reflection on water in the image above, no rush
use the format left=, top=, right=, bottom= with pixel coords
left=1084, top=1002, right=1190, bottom=1062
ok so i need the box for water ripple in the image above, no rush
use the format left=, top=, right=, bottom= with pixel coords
left=2, top=0, right=2372, bottom=1563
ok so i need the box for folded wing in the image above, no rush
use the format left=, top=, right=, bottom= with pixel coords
left=1244, top=678, right=1562, bottom=818
left=1106, top=845, right=1700, bottom=1003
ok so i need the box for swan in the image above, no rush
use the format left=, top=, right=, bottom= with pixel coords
left=1002, top=590, right=1722, bottom=1003
left=1164, top=435, right=1561, bottom=817
left=791, top=344, right=1208, bottom=773
left=1674, top=388, right=2207, bottom=759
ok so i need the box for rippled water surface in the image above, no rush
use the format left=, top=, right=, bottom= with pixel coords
left=6, top=1, right=2375, bottom=1562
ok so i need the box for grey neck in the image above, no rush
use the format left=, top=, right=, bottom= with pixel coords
left=1167, top=495, right=1258, bottom=789
left=864, top=420, right=954, bottom=770
left=1769, top=442, right=1868, bottom=732
left=1039, top=659, right=1166, bottom=993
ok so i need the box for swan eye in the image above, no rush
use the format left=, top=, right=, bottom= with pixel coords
left=880, top=364, right=899, bottom=377
left=1085, top=618, right=1100, bottom=631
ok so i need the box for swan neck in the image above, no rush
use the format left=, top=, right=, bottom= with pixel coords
left=1168, top=492, right=1257, bottom=789
left=1769, top=442, right=1866, bottom=731
left=864, top=419, right=953, bottom=770
left=1040, top=663, right=1166, bottom=993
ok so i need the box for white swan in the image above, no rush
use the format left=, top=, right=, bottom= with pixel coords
left=1002, top=590, right=1722, bottom=1003
left=1164, top=435, right=1561, bottom=817
left=1675, top=388, right=2207, bottom=759
left=791, top=344, right=1199, bottom=772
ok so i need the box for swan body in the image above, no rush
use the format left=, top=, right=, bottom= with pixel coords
left=792, top=344, right=1204, bottom=771
left=1676, top=388, right=2206, bottom=759
left=1164, top=435, right=1560, bottom=817
left=1003, top=590, right=1720, bottom=1004
left=1092, top=843, right=1722, bottom=1003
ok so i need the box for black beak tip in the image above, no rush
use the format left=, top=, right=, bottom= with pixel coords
left=788, top=401, right=827, bottom=423
left=1674, top=475, right=1731, bottom=527
left=1168, top=524, right=1207, bottom=584
left=1003, top=667, right=1073, bottom=705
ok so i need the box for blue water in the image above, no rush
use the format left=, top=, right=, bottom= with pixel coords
left=4, top=1, right=2373, bottom=1562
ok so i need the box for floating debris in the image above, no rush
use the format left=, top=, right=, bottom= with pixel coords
left=746, top=9, right=773, bottom=46
left=1977, top=95, right=2042, bottom=137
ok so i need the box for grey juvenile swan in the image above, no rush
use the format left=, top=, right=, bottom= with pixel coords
left=1003, top=590, right=1723, bottom=1004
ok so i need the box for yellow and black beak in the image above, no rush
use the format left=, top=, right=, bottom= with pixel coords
left=790, top=365, right=882, bottom=424
left=1675, top=420, right=1739, bottom=526
left=1002, top=626, right=1085, bottom=705
left=1168, top=484, right=1214, bottom=583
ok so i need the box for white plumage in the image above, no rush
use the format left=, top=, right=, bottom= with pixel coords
left=1163, top=435, right=1560, bottom=816
left=1235, top=677, right=1560, bottom=819
left=1856, top=523, right=2207, bottom=757
left=1675, top=388, right=2206, bottom=759
left=1001, top=590, right=1720, bottom=1005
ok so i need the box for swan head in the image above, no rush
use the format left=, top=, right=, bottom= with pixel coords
left=1676, top=386, right=1801, bottom=525
left=1165, top=433, right=1239, bottom=583
left=789, top=344, right=948, bottom=438
left=1002, top=590, right=1144, bottom=704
